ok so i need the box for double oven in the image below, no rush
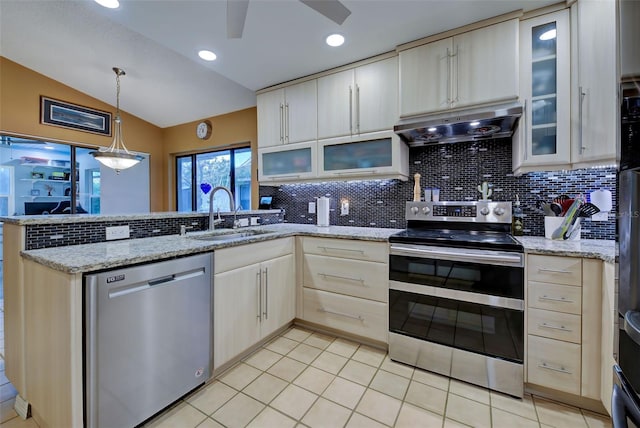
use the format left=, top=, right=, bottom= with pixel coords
left=388, top=201, right=524, bottom=397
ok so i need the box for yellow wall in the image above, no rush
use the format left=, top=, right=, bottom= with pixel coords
left=0, top=57, right=259, bottom=211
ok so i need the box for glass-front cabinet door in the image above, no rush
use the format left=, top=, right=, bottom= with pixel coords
left=515, top=10, right=570, bottom=173
left=258, top=141, right=317, bottom=183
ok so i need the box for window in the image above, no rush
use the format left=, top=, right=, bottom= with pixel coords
left=176, top=147, right=251, bottom=212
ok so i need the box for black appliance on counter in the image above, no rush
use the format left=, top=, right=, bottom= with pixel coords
left=388, top=201, right=525, bottom=397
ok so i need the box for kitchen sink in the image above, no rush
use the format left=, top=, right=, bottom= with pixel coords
left=186, top=229, right=274, bottom=242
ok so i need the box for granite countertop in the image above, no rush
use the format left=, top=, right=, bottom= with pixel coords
left=21, top=224, right=402, bottom=274
left=517, top=236, right=617, bottom=264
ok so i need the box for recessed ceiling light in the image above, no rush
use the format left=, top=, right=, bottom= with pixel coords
left=539, top=29, right=557, bottom=40
left=470, top=121, right=480, bottom=126
left=428, top=127, right=437, bottom=132
left=94, top=0, right=120, bottom=9
left=326, top=34, right=345, bottom=47
left=198, top=50, right=217, bottom=61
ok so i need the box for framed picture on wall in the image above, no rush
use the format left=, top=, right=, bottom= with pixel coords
left=40, top=96, right=112, bottom=136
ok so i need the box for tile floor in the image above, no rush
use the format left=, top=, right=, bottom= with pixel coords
left=0, top=321, right=613, bottom=428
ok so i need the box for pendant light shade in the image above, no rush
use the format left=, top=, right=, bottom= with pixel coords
left=91, top=67, right=143, bottom=174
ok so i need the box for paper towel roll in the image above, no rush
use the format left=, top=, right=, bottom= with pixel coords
left=317, top=197, right=330, bottom=227
left=590, top=189, right=612, bottom=221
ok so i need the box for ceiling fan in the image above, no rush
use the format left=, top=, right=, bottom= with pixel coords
left=227, top=0, right=351, bottom=39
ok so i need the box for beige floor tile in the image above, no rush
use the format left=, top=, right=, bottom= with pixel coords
left=395, top=402, right=443, bottom=428
left=369, top=369, right=410, bottom=400
left=326, top=338, right=360, bottom=358
left=186, top=381, right=237, bottom=415
left=582, top=410, right=612, bottom=428
left=196, top=418, right=225, bottom=428
left=351, top=345, right=386, bottom=368
left=534, top=396, right=589, bottom=428
left=244, top=348, right=282, bottom=371
left=345, top=412, right=387, bottom=428
left=282, top=327, right=313, bottom=343
left=271, top=384, right=318, bottom=420
left=293, top=366, right=336, bottom=395
left=246, top=407, right=296, bottom=428
left=0, top=415, right=40, bottom=428
left=287, top=343, right=322, bottom=365
left=492, top=407, right=540, bottom=428
left=443, top=418, right=472, bottom=427
left=0, top=397, right=17, bottom=424
left=445, top=393, right=491, bottom=428
left=355, top=389, right=402, bottom=426
left=265, top=336, right=299, bottom=355
left=211, top=393, right=265, bottom=428
left=146, top=402, right=207, bottom=428
left=338, top=360, right=377, bottom=386
left=380, top=356, right=414, bottom=379
left=311, top=351, right=348, bottom=375
left=303, top=332, right=335, bottom=350
left=243, top=373, right=288, bottom=404
left=302, top=397, right=352, bottom=428
left=267, top=356, right=307, bottom=382
left=412, top=368, right=450, bottom=391
left=322, top=376, right=366, bottom=409
left=404, top=380, right=448, bottom=415
left=489, top=391, right=538, bottom=422
left=219, top=363, right=262, bottom=391
left=449, top=379, right=490, bottom=405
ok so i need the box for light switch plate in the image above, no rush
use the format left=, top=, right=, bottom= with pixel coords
left=105, top=225, right=130, bottom=241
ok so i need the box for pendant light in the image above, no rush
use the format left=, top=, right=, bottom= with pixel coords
left=91, top=67, right=143, bottom=174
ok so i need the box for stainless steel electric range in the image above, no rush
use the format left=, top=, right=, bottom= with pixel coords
left=388, top=201, right=525, bottom=397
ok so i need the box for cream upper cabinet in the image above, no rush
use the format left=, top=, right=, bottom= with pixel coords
left=514, top=9, right=571, bottom=175
left=318, top=57, right=398, bottom=139
left=399, top=19, right=518, bottom=117
left=257, top=79, right=317, bottom=148
left=570, top=0, right=617, bottom=167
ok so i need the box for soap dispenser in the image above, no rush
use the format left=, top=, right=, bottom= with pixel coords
left=512, top=195, right=524, bottom=236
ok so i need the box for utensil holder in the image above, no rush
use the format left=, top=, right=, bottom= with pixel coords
left=544, top=216, right=581, bottom=240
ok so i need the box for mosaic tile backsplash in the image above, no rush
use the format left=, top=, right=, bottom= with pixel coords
left=260, top=138, right=617, bottom=240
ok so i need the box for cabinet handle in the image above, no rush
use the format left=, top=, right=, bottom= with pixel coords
left=257, top=270, right=262, bottom=321
left=538, top=362, right=572, bottom=375
left=285, top=103, right=290, bottom=143
left=335, top=170, right=377, bottom=176
left=268, top=174, right=301, bottom=180
left=453, top=45, right=459, bottom=104
left=539, top=295, right=574, bottom=303
left=578, top=87, right=586, bottom=155
left=349, top=85, right=353, bottom=135
left=279, top=103, right=284, bottom=143
left=538, top=268, right=573, bottom=274
left=538, top=322, right=572, bottom=332
left=318, top=307, right=364, bottom=321
left=263, top=267, right=269, bottom=320
left=318, top=273, right=365, bottom=285
left=318, top=246, right=365, bottom=255
left=446, top=48, right=452, bottom=106
left=355, top=84, right=360, bottom=134
left=523, top=99, right=528, bottom=161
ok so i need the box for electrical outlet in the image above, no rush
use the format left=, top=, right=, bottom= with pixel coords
left=105, top=225, right=130, bottom=241
left=340, top=199, right=349, bottom=216
left=308, top=202, right=316, bottom=214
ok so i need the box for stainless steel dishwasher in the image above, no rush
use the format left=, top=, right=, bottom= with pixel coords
left=84, top=253, right=213, bottom=428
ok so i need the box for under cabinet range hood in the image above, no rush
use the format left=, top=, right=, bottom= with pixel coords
left=394, top=102, right=523, bottom=146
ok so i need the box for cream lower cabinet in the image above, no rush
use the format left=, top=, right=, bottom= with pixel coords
left=600, top=261, right=617, bottom=415
left=214, top=238, right=294, bottom=370
left=300, top=237, right=388, bottom=343
left=526, top=254, right=603, bottom=403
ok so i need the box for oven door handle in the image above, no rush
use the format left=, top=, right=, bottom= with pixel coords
left=390, top=244, right=524, bottom=267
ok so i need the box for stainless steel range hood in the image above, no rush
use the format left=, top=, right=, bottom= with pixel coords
left=394, top=102, right=523, bottom=146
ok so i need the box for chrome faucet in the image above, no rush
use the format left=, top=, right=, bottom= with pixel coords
left=209, top=186, right=236, bottom=231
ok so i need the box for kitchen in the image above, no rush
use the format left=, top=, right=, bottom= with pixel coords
left=0, top=0, right=634, bottom=427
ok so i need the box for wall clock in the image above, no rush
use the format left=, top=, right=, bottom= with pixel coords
left=196, top=120, right=212, bottom=140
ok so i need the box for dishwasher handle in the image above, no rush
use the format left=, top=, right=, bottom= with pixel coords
left=108, top=268, right=206, bottom=299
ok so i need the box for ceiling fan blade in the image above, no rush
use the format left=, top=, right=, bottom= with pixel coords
left=300, top=0, right=351, bottom=25
left=227, top=0, right=249, bottom=39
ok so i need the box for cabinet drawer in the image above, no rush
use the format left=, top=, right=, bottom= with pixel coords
left=302, top=288, right=387, bottom=342
left=303, top=254, right=388, bottom=303
left=527, top=255, right=582, bottom=286
left=302, top=237, right=387, bottom=263
left=527, top=335, right=581, bottom=395
left=215, top=238, right=293, bottom=273
left=528, top=281, right=581, bottom=315
left=527, top=307, right=581, bottom=343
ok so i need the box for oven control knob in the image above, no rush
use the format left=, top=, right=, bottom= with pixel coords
left=422, top=206, right=431, bottom=214
left=411, top=206, right=419, bottom=215
left=493, top=207, right=505, bottom=216
left=480, top=207, right=490, bottom=216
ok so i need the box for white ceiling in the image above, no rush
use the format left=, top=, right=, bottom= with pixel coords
left=0, top=0, right=558, bottom=128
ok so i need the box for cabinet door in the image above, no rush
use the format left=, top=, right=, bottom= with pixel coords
left=516, top=10, right=571, bottom=170
left=454, top=20, right=518, bottom=109
left=318, top=69, right=355, bottom=139
left=571, top=0, right=617, bottom=166
left=260, top=254, right=295, bottom=338
left=257, top=89, right=285, bottom=148
left=258, top=141, right=317, bottom=183
left=284, top=80, right=318, bottom=144
left=355, top=57, right=398, bottom=134
left=399, top=38, right=452, bottom=117
left=213, top=263, right=261, bottom=369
